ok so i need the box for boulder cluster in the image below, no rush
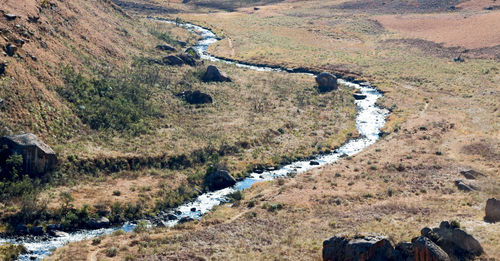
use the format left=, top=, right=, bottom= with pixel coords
left=323, top=221, right=484, bottom=261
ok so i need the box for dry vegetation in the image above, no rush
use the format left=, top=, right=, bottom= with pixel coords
left=48, top=0, right=500, bottom=259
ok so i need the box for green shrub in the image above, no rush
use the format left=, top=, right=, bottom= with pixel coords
left=227, top=191, right=243, bottom=202
left=105, top=247, right=118, bottom=257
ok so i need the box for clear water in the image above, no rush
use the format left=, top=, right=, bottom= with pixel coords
left=0, top=18, right=388, bottom=261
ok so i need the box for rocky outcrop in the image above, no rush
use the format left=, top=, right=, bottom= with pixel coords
left=485, top=198, right=500, bottom=223
left=0, top=133, right=57, bottom=176
left=204, top=169, right=236, bottom=191
left=178, top=54, right=197, bottom=66
left=322, top=221, right=484, bottom=261
left=322, top=235, right=394, bottom=261
left=202, top=65, right=231, bottom=82
left=316, top=72, right=338, bottom=93
left=176, top=90, right=213, bottom=104
left=156, top=44, right=176, bottom=52
left=413, top=236, right=451, bottom=261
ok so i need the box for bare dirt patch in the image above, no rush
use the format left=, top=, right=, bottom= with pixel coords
left=376, top=12, right=500, bottom=49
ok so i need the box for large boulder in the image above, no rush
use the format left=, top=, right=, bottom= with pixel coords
left=204, top=169, right=236, bottom=191
left=322, top=235, right=394, bottom=261
left=202, top=65, right=231, bottom=82
left=485, top=198, right=500, bottom=223
left=0, top=133, right=57, bottom=176
left=413, top=236, right=451, bottom=261
left=428, top=221, right=484, bottom=260
left=316, top=72, right=338, bottom=93
left=185, top=47, right=200, bottom=59
left=177, top=90, right=212, bottom=104
left=454, top=180, right=478, bottom=192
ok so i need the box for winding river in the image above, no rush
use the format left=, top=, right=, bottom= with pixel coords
left=0, top=17, right=388, bottom=260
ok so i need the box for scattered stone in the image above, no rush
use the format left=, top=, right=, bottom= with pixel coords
left=316, top=72, right=338, bottom=92
left=5, top=14, right=18, bottom=21
left=322, top=234, right=394, bottom=261
left=309, top=161, right=320, bottom=165
left=30, top=55, right=37, bottom=61
left=460, top=169, right=484, bottom=180
left=204, top=169, right=236, bottom=191
left=254, top=168, right=264, bottom=174
left=202, top=65, right=231, bottom=82
left=163, top=55, right=185, bottom=66
left=454, top=180, right=478, bottom=192
left=156, top=44, right=176, bottom=52
left=157, top=220, right=169, bottom=227
left=14, top=39, right=25, bottom=46
left=46, top=224, right=62, bottom=231
left=413, top=236, right=451, bottom=261
left=1, top=133, right=58, bottom=176
left=182, top=0, right=191, bottom=3
left=5, top=44, right=18, bottom=56
left=190, top=207, right=196, bottom=212
left=28, top=16, right=40, bottom=23
left=254, top=7, right=260, bottom=10
left=353, top=92, right=367, bottom=100
left=453, top=56, right=465, bottom=63
left=485, top=198, right=500, bottom=223
left=177, top=90, right=213, bottom=104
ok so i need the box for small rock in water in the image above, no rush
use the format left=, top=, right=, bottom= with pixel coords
left=190, top=207, right=196, bottom=212
left=167, top=214, right=178, bottom=220
left=310, top=161, right=320, bottom=165
left=178, top=216, right=194, bottom=224
left=353, top=92, right=367, bottom=100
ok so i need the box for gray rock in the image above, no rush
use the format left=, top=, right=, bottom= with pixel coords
left=49, top=230, right=69, bottom=237
left=166, top=214, right=178, bottom=220
left=163, top=55, right=184, bottom=66
left=0, top=62, right=6, bottom=75
left=88, top=217, right=110, bottom=229
left=202, top=65, right=231, bottom=82
left=15, top=224, right=28, bottom=235
left=185, top=47, right=200, bottom=59
left=430, top=221, right=484, bottom=260
left=485, top=198, right=500, bottom=223
left=393, top=242, right=414, bottom=261
left=204, top=169, right=236, bottom=191
left=29, top=226, right=44, bottom=236
left=5, top=14, right=18, bottom=20
left=413, top=236, right=450, bottom=261
left=309, top=161, right=320, bottom=165
left=176, top=90, right=213, bottom=105
left=178, top=54, right=197, bottom=66
left=316, top=72, right=338, bottom=93
left=460, top=170, right=484, bottom=180
left=178, top=216, right=194, bottom=224
left=454, top=180, right=478, bottom=192
left=156, top=44, right=176, bottom=52
left=1, top=133, right=57, bottom=176
left=353, top=92, right=367, bottom=100
left=5, top=44, right=18, bottom=56
left=322, top=234, right=394, bottom=261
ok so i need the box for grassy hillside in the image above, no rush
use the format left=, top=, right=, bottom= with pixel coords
left=46, top=0, right=499, bottom=260
left=0, top=0, right=358, bottom=231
